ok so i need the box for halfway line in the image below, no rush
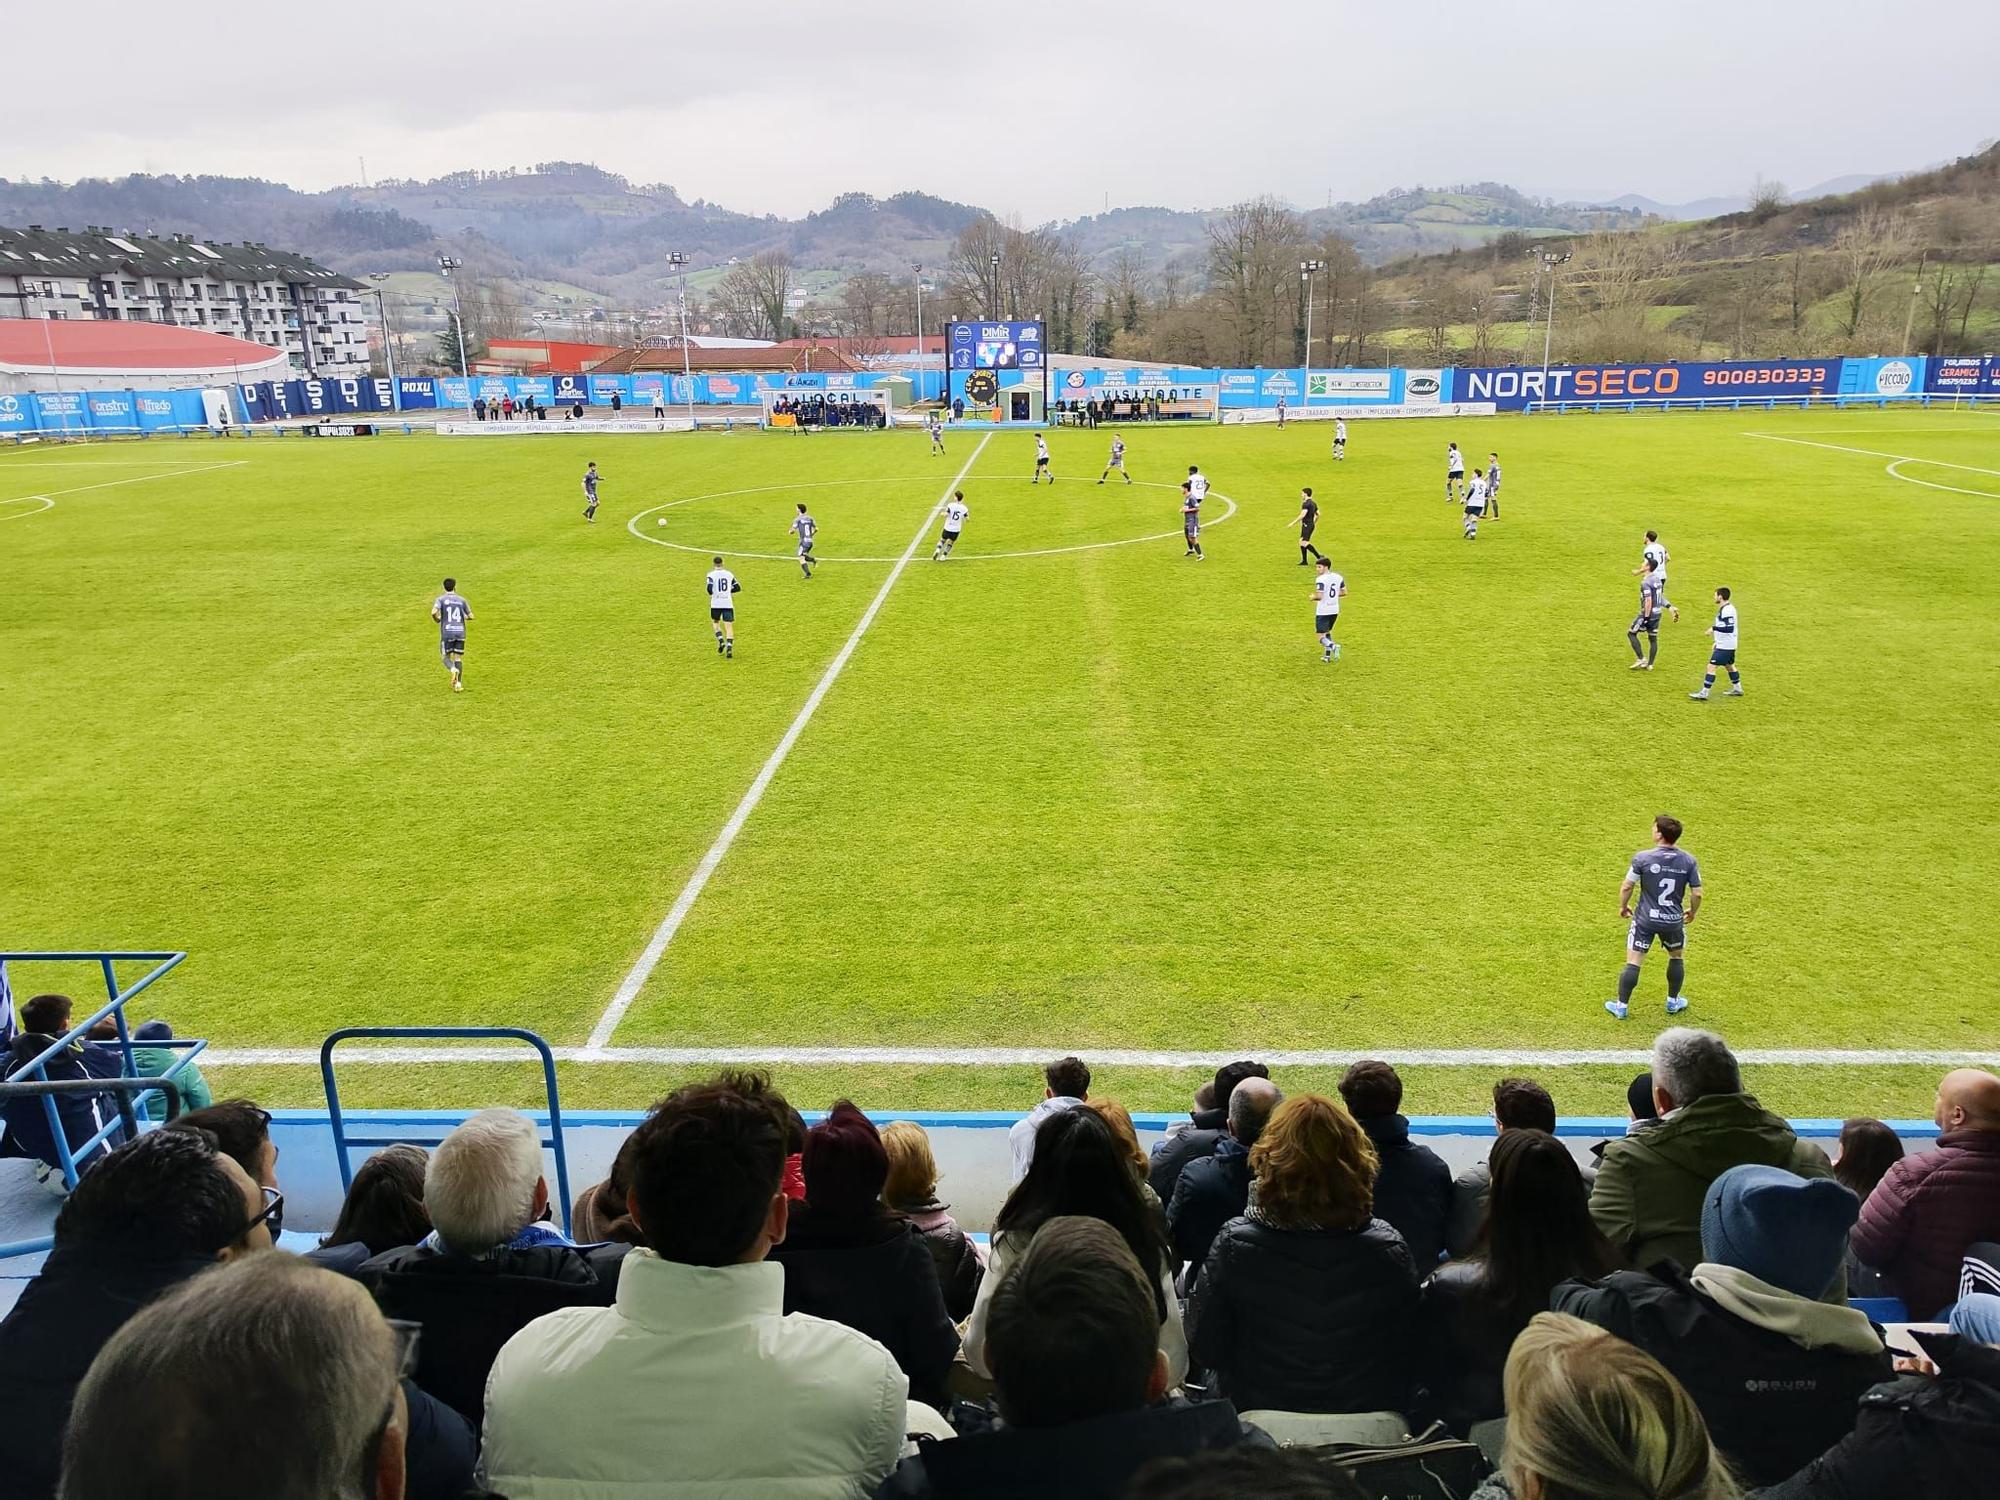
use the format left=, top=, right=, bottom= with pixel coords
left=584, top=431, right=995, bottom=1052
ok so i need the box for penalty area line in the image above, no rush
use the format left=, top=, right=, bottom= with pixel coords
left=582, top=430, right=996, bottom=1053
left=199, top=1044, right=2000, bottom=1069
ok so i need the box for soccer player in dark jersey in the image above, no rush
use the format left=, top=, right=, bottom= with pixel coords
left=1628, top=557, right=1665, bottom=670
left=789, top=503, right=817, bottom=580
left=1605, top=814, right=1703, bottom=1020
left=581, top=462, right=601, bottom=523
left=430, top=578, right=472, bottom=692
left=1181, top=480, right=1204, bottom=560
left=1291, top=487, right=1326, bottom=565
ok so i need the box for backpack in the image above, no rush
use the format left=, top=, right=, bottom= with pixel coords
left=1320, top=1422, right=1493, bottom=1500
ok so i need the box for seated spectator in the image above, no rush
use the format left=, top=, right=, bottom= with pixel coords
left=1445, top=1078, right=1596, bottom=1258
left=1420, top=1128, right=1623, bottom=1434
left=1167, top=1077, right=1282, bottom=1279
left=1090, top=1098, right=1170, bottom=1231
left=1149, top=1061, right=1268, bottom=1204
left=0, top=1129, right=275, bottom=1499
left=171, top=1098, right=280, bottom=1202
left=1758, top=1299, right=2000, bottom=1499
left=1010, top=1055, right=1090, bottom=1182
left=2, top=992, right=129, bottom=1180
left=1127, top=1446, right=1367, bottom=1498
left=1851, top=1068, right=2000, bottom=1319
left=1590, top=1027, right=1836, bottom=1282
left=571, top=1134, right=644, bottom=1245
left=480, top=1071, right=908, bottom=1497
left=881, top=1119, right=984, bottom=1320
left=1337, top=1059, right=1451, bottom=1268
left=362, top=1109, right=627, bottom=1423
left=1187, top=1093, right=1420, bottom=1415
left=773, top=1102, right=958, bottom=1408
left=84, top=1015, right=212, bottom=1121
left=967, top=1106, right=1185, bottom=1386
left=60, top=1251, right=478, bottom=1500
left=1556, top=1163, right=1890, bottom=1486
left=877, top=1218, right=1270, bottom=1499
left=1590, top=1069, right=1666, bottom=1170
left=1832, top=1117, right=1905, bottom=1298
left=310, top=1144, right=432, bottom=1274
left=1485, top=1312, right=1739, bottom=1500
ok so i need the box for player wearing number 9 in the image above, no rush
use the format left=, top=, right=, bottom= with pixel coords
left=1605, top=814, right=1703, bottom=1022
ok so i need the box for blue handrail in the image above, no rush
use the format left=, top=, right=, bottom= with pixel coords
left=0, top=951, right=200, bottom=1190
left=320, top=1027, right=573, bottom=1234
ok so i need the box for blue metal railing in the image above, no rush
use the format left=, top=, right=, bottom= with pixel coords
left=320, top=1027, right=573, bottom=1234
left=0, top=951, right=205, bottom=1191
left=0, top=1076, right=188, bottom=1258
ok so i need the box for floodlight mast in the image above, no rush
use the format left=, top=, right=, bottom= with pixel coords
left=1537, top=249, right=1573, bottom=392
left=668, top=252, right=695, bottom=429
left=913, top=262, right=926, bottom=399
left=437, top=253, right=467, bottom=412
left=1300, top=259, right=1325, bottom=405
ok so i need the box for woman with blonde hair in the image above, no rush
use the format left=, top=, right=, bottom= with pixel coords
left=1186, top=1093, right=1421, bottom=1414
left=1089, top=1098, right=1170, bottom=1235
left=1492, top=1312, right=1739, bottom=1500
left=880, top=1119, right=984, bottom=1319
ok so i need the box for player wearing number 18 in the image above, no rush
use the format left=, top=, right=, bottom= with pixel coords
left=1605, top=814, right=1702, bottom=1021
left=706, top=556, right=741, bottom=658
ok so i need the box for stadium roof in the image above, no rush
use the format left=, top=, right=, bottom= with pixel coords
left=0, top=224, right=362, bottom=290
left=0, top=318, right=281, bottom=375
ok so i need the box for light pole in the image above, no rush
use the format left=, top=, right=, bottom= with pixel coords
left=668, top=252, right=695, bottom=429
left=437, top=253, right=468, bottom=413
left=990, top=252, right=1002, bottom=319
left=1300, top=258, right=1325, bottom=400
left=367, top=273, right=401, bottom=411
left=912, top=261, right=927, bottom=397
left=1536, top=249, right=1573, bottom=392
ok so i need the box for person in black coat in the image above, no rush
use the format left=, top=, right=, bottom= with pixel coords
left=876, top=1217, right=1270, bottom=1499
left=1419, top=1128, right=1623, bottom=1434
left=1338, top=1059, right=1451, bottom=1270
left=1167, top=1077, right=1282, bottom=1282
left=1188, top=1094, right=1421, bottom=1415
left=1758, top=1329, right=2000, bottom=1499
left=2, top=992, right=131, bottom=1179
left=0, top=1129, right=277, bottom=1500
left=881, top=1120, right=984, bottom=1320
left=771, top=1101, right=960, bottom=1409
left=1147, top=1060, right=1269, bottom=1204
left=1553, top=1164, right=1892, bottom=1487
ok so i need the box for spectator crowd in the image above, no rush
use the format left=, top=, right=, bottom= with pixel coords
left=3, top=1000, right=1999, bottom=1500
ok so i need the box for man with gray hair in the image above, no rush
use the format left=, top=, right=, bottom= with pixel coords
left=1167, top=1076, right=1284, bottom=1282
left=60, top=1252, right=474, bottom=1500
left=362, top=1109, right=627, bottom=1423
left=1590, top=1027, right=1838, bottom=1284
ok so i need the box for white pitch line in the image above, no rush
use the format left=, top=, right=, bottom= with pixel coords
left=0, top=460, right=248, bottom=504
left=1886, top=458, right=2000, bottom=500
left=584, top=431, right=996, bottom=1052
left=198, top=1044, right=2000, bottom=1069
left=0, top=495, right=54, bottom=520
left=1746, top=432, right=2000, bottom=477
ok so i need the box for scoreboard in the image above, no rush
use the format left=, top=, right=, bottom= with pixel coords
left=947, top=320, right=1047, bottom=419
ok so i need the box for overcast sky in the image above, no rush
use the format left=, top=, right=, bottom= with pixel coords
left=3, top=2, right=1995, bottom=220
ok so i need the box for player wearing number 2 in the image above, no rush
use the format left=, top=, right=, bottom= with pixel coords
left=1605, top=814, right=1702, bottom=1020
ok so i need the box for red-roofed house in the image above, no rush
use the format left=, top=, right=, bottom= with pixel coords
left=0, top=318, right=286, bottom=394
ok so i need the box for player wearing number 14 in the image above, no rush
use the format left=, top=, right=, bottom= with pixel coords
left=1605, top=814, right=1703, bottom=1020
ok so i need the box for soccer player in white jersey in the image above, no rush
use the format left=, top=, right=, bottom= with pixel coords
left=1462, top=470, right=1487, bottom=540
left=705, top=556, right=741, bottom=657
left=1446, top=442, right=1466, bottom=503
left=1032, top=433, right=1052, bottom=483
left=789, top=503, right=817, bottom=580
left=1635, top=531, right=1680, bottom=621
left=1690, top=587, right=1742, bottom=699
left=1098, top=433, right=1131, bottom=485
left=1312, top=557, right=1346, bottom=662
left=430, top=579, right=472, bottom=692
left=933, top=490, right=970, bottom=560
left=929, top=412, right=945, bottom=455
left=1183, top=466, right=1209, bottom=559
left=1332, top=417, right=1348, bottom=461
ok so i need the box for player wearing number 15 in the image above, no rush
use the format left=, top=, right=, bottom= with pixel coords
left=1605, top=814, right=1703, bottom=1021
left=706, top=556, right=741, bottom=659
left=430, top=578, right=472, bottom=693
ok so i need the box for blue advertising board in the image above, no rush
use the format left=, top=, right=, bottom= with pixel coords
left=1458, top=359, right=1848, bottom=410
left=948, top=320, right=1045, bottom=371
left=1926, top=355, right=2000, bottom=396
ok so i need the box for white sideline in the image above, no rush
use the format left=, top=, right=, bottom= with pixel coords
left=582, top=431, right=996, bottom=1053
left=199, top=1044, right=2000, bottom=1069
left=1745, top=433, right=2000, bottom=478
left=0, top=460, right=248, bottom=503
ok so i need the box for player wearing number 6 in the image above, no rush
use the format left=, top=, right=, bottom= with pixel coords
left=1605, top=814, right=1702, bottom=1021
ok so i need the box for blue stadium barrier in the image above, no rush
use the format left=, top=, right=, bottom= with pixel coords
left=1849, top=1296, right=1911, bottom=1324
left=0, top=951, right=204, bottom=1194
left=320, top=1026, right=574, bottom=1234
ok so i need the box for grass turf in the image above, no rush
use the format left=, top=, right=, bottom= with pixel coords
left=4, top=407, right=1997, bottom=1112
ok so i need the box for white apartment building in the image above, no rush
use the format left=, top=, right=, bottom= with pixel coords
left=0, top=224, right=371, bottom=376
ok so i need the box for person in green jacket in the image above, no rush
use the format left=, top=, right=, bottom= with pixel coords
left=88, top=1016, right=212, bottom=1122
left=1591, top=1027, right=1840, bottom=1294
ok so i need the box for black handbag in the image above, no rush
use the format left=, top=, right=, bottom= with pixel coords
left=1320, top=1420, right=1494, bottom=1500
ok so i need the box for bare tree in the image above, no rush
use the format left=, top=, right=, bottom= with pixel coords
left=1204, top=197, right=1307, bottom=365
left=1832, top=207, right=1911, bottom=340
left=1106, top=248, right=1149, bottom=333
left=1748, top=177, right=1788, bottom=224
left=836, top=272, right=894, bottom=338
left=716, top=252, right=793, bottom=340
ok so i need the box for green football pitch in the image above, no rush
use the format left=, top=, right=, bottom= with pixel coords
left=4, top=406, right=1997, bottom=1117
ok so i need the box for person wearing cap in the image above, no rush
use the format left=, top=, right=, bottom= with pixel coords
left=1554, top=1163, right=1892, bottom=1487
